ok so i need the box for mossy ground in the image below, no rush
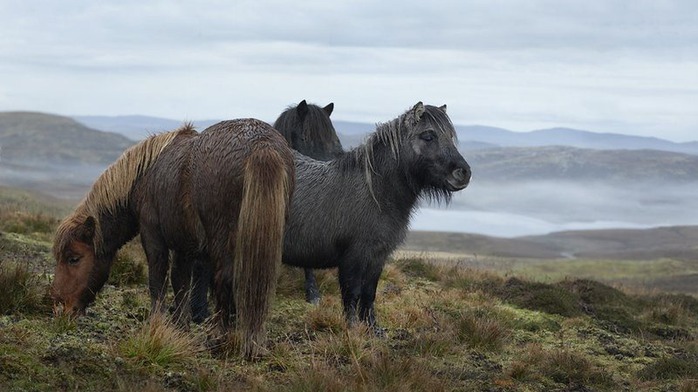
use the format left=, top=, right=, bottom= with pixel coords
left=1, top=192, right=698, bottom=391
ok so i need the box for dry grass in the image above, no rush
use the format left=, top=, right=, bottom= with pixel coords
left=2, top=192, right=698, bottom=391
left=119, top=313, right=202, bottom=367
left=0, top=261, right=49, bottom=315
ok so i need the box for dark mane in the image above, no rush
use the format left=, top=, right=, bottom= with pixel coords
left=272, top=101, right=342, bottom=161
left=274, top=104, right=333, bottom=144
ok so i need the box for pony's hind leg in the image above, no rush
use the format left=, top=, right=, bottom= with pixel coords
left=191, top=257, right=212, bottom=323
left=171, top=251, right=194, bottom=328
left=209, top=242, right=236, bottom=331
left=140, top=231, right=170, bottom=316
left=304, top=268, right=321, bottom=305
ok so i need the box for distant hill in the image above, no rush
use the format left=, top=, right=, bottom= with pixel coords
left=0, top=112, right=133, bottom=166
left=458, top=125, right=698, bottom=155
left=467, top=145, right=698, bottom=182
left=73, top=115, right=220, bottom=141
left=73, top=114, right=698, bottom=155
left=74, top=115, right=371, bottom=148
left=405, top=226, right=698, bottom=261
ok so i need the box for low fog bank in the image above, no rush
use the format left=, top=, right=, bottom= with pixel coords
left=3, top=160, right=697, bottom=239
left=0, top=162, right=102, bottom=200
left=412, top=180, right=698, bottom=237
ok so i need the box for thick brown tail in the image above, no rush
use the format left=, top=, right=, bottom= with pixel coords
left=233, top=146, right=293, bottom=358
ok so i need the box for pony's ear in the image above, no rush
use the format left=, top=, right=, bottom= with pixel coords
left=77, top=216, right=96, bottom=244
left=413, top=102, right=425, bottom=122
left=323, top=102, right=334, bottom=116
left=440, top=104, right=447, bottom=113
left=297, top=100, right=309, bottom=121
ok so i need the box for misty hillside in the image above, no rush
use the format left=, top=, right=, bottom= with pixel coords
left=467, top=145, right=698, bottom=182
left=0, top=112, right=133, bottom=166
left=405, top=226, right=698, bottom=261
left=74, top=115, right=220, bottom=141
left=458, top=125, right=698, bottom=155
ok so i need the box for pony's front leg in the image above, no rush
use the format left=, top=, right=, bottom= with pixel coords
left=141, top=233, right=170, bottom=316
left=171, top=252, right=193, bottom=328
left=338, top=261, right=362, bottom=327
left=359, top=260, right=386, bottom=336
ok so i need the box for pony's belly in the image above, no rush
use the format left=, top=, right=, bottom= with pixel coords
left=282, top=249, right=339, bottom=269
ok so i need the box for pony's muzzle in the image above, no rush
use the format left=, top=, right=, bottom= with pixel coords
left=51, top=290, right=85, bottom=318
left=448, top=167, right=471, bottom=190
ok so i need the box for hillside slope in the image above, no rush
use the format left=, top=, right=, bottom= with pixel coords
left=458, top=125, right=698, bottom=154
left=466, top=146, right=698, bottom=182
left=0, top=112, right=133, bottom=166
left=405, top=226, right=698, bottom=261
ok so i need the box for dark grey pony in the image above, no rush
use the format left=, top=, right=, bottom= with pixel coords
left=189, top=100, right=343, bottom=322
left=273, top=99, right=344, bottom=304
left=284, top=102, right=470, bottom=329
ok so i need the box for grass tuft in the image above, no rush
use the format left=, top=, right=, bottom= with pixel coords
left=453, top=310, right=510, bottom=351
left=0, top=262, right=48, bottom=315
left=509, top=344, right=614, bottom=388
left=120, top=314, right=200, bottom=367
left=305, top=297, right=345, bottom=333
left=498, top=277, right=582, bottom=317
left=638, top=356, right=698, bottom=380
left=395, top=257, right=442, bottom=281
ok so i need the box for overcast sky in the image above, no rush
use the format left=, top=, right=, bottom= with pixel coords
left=1, top=1, right=697, bottom=141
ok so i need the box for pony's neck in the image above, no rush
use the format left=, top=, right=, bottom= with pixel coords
left=367, top=141, right=421, bottom=209
left=76, top=201, right=138, bottom=259
left=96, top=210, right=139, bottom=258
left=342, top=122, right=421, bottom=213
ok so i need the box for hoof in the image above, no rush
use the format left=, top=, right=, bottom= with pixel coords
left=372, top=326, right=387, bottom=338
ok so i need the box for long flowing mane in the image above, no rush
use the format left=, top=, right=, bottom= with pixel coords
left=352, top=105, right=457, bottom=202
left=55, top=124, right=195, bottom=251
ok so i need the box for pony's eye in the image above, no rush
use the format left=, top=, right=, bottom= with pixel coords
left=67, top=256, right=81, bottom=265
left=420, top=131, right=436, bottom=142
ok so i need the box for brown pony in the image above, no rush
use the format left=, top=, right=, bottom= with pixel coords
left=52, top=119, right=295, bottom=358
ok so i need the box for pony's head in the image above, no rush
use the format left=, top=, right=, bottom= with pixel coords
left=273, top=99, right=343, bottom=161
left=51, top=215, right=111, bottom=316
left=367, top=102, right=471, bottom=201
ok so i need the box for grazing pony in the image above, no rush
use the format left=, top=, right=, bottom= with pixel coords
left=52, top=119, right=294, bottom=358
left=189, top=100, right=342, bottom=322
left=282, top=102, right=471, bottom=329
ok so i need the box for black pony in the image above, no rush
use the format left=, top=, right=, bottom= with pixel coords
left=283, top=102, right=470, bottom=329
left=273, top=100, right=343, bottom=304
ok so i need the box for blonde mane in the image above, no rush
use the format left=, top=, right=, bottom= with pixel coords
left=56, top=124, right=195, bottom=250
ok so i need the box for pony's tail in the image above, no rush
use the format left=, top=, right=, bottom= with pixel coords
left=233, top=146, right=293, bottom=359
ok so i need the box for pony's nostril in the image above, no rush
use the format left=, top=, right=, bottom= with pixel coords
left=453, top=168, right=466, bottom=181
